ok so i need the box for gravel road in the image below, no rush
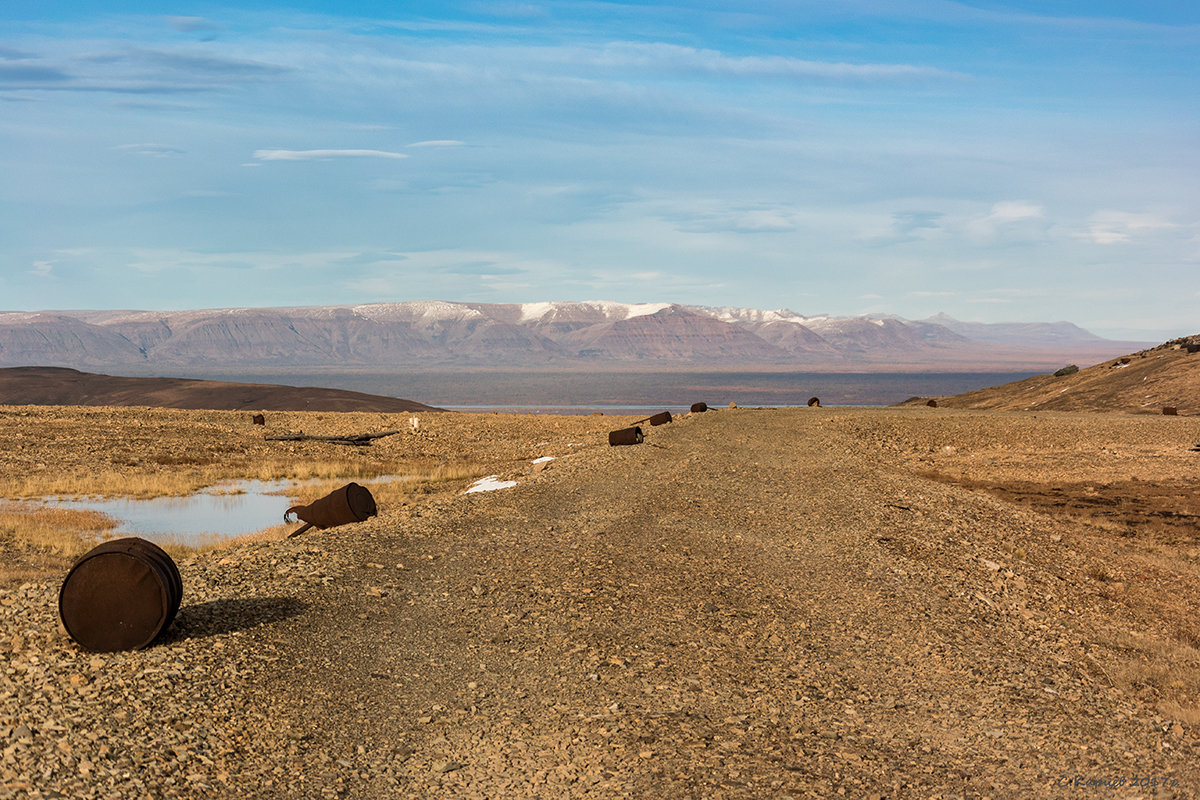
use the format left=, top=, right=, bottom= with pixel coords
left=3, top=407, right=1199, bottom=799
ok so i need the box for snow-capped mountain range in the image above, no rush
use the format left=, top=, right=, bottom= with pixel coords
left=0, top=301, right=1146, bottom=371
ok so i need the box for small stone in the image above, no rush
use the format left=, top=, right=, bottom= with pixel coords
left=638, top=750, right=654, bottom=759
left=433, top=760, right=463, bottom=773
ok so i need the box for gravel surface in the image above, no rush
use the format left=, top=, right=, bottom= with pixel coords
left=4, top=406, right=1200, bottom=798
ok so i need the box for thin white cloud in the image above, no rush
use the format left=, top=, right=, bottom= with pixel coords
left=166, top=16, right=224, bottom=33
left=585, top=42, right=962, bottom=81
left=965, top=201, right=1046, bottom=242
left=30, top=261, right=54, bottom=277
left=252, top=149, right=409, bottom=161
left=114, top=143, right=185, bottom=157
left=1084, top=210, right=1176, bottom=245
left=407, top=140, right=465, bottom=148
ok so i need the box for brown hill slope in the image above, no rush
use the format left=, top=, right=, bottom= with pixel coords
left=913, top=335, right=1200, bottom=414
left=0, top=367, right=442, bottom=412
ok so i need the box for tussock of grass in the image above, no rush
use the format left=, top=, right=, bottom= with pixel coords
left=0, top=503, right=117, bottom=558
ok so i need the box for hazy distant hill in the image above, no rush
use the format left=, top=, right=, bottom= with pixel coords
left=0, top=301, right=1150, bottom=372
left=0, top=367, right=441, bottom=413
left=909, top=335, right=1200, bottom=414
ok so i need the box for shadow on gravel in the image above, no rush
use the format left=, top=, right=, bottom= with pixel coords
left=167, top=596, right=308, bottom=641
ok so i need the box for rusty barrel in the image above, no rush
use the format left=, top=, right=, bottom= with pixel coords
left=286, top=482, right=377, bottom=530
left=58, top=537, right=183, bottom=652
left=1163, top=407, right=1179, bottom=416
left=690, top=402, right=708, bottom=413
left=807, top=397, right=820, bottom=407
left=648, top=411, right=672, bottom=426
left=608, top=426, right=644, bottom=446
left=251, top=413, right=265, bottom=425
left=926, top=399, right=939, bottom=408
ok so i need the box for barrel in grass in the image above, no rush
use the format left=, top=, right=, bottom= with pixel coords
left=59, top=537, right=183, bottom=652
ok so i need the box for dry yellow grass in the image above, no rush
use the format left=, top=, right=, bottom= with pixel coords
left=0, top=503, right=116, bottom=556
left=1, top=458, right=440, bottom=500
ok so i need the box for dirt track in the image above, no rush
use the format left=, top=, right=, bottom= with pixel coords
left=4, top=406, right=1200, bottom=798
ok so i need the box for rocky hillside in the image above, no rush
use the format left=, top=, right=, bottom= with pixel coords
left=915, top=335, right=1200, bottom=414
left=0, top=367, right=441, bottom=413
left=0, top=302, right=1147, bottom=371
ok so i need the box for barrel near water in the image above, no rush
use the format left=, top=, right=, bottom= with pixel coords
left=58, top=537, right=183, bottom=652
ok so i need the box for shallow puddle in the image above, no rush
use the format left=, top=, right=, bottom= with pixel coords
left=33, top=475, right=407, bottom=546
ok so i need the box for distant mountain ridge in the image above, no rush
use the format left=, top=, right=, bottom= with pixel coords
left=0, top=301, right=1150, bottom=372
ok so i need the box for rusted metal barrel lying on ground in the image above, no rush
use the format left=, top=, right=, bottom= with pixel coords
left=808, top=397, right=820, bottom=407
left=609, top=426, right=644, bottom=446
left=1163, top=407, right=1179, bottom=416
left=251, top=413, right=265, bottom=425
left=648, top=411, right=672, bottom=426
left=286, top=482, right=377, bottom=537
left=927, top=399, right=939, bottom=408
left=690, top=403, right=708, bottom=413
left=59, top=537, right=183, bottom=652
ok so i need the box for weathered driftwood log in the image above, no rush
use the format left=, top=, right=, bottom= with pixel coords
left=265, top=430, right=400, bottom=446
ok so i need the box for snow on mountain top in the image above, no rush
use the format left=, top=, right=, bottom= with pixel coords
left=519, top=301, right=673, bottom=323
left=691, top=306, right=809, bottom=325
left=351, top=301, right=484, bottom=322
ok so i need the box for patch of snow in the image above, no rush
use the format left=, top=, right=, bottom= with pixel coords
left=691, top=306, right=808, bottom=326
left=584, top=300, right=672, bottom=321
left=531, top=456, right=556, bottom=464
left=464, top=475, right=518, bottom=494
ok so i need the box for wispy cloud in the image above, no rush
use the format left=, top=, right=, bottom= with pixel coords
left=166, top=16, right=225, bottom=34
left=407, top=140, right=465, bottom=148
left=253, top=149, right=410, bottom=161
left=966, top=201, right=1047, bottom=243
left=30, top=261, right=54, bottom=277
left=114, top=143, right=185, bottom=157
left=578, top=42, right=963, bottom=81
left=1084, top=210, right=1177, bottom=245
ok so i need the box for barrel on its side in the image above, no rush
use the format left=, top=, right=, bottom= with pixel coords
left=690, top=403, right=708, bottom=413
left=1163, top=406, right=1179, bottom=416
left=807, top=397, right=821, bottom=407
left=609, top=426, right=644, bottom=446
left=286, top=482, right=377, bottom=530
left=59, top=537, right=183, bottom=652
left=648, top=411, right=672, bottom=426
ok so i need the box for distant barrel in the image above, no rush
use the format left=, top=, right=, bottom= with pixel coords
left=251, top=413, right=265, bottom=425
left=690, top=403, right=708, bottom=413
left=807, top=397, right=820, bottom=407
left=59, top=537, right=183, bottom=652
left=926, top=399, right=939, bottom=408
left=608, top=426, right=644, bottom=446
left=648, top=411, right=672, bottom=426
left=1163, top=407, right=1179, bottom=416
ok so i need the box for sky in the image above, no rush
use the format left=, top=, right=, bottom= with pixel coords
left=0, top=1, right=1196, bottom=340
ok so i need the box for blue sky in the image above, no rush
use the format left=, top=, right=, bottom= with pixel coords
left=1, top=1, right=1196, bottom=339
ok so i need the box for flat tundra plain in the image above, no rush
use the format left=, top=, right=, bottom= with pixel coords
left=2, top=405, right=1200, bottom=799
